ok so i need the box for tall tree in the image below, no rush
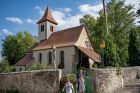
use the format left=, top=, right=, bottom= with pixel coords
left=128, top=28, right=140, bottom=66
left=1, top=31, right=36, bottom=65
left=80, top=0, right=136, bottom=67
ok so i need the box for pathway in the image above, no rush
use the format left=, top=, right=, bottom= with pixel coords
left=114, top=79, right=140, bottom=93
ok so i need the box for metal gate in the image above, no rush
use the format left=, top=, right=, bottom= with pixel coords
left=83, top=69, right=91, bottom=93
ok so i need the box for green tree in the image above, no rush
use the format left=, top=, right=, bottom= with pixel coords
left=136, top=5, right=140, bottom=23
left=80, top=0, right=136, bottom=67
left=128, top=28, right=140, bottom=66
left=106, top=0, right=135, bottom=66
left=1, top=31, right=36, bottom=65
left=103, top=35, right=121, bottom=67
left=0, top=59, right=14, bottom=73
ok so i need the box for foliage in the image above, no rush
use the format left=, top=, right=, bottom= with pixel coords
left=31, top=63, right=45, bottom=70
left=80, top=0, right=136, bottom=67
left=92, top=63, right=98, bottom=68
left=1, top=31, right=36, bottom=65
left=128, top=28, right=140, bottom=66
left=103, top=35, right=123, bottom=67
left=31, top=63, right=53, bottom=70
left=0, top=59, right=14, bottom=73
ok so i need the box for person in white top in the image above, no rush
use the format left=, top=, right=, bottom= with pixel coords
left=62, top=79, right=74, bottom=93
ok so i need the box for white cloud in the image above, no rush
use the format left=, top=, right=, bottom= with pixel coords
left=124, top=0, right=140, bottom=26
left=52, top=10, right=82, bottom=30
left=125, top=0, right=140, bottom=11
left=79, top=4, right=103, bottom=18
left=0, top=29, right=13, bottom=36
left=35, top=6, right=44, bottom=17
left=26, top=19, right=37, bottom=24
left=5, top=17, right=23, bottom=24
left=50, top=4, right=102, bottom=30
left=63, top=8, right=72, bottom=13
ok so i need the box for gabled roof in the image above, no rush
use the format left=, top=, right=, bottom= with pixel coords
left=37, top=7, right=58, bottom=25
left=32, top=25, right=84, bottom=51
left=76, top=46, right=101, bottom=62
left=15, top=53, right=34, bottom=66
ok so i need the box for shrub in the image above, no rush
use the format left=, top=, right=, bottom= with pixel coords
left=0, top=59, right=14, bottom=73
left=30, top=63, right=53, bottom=70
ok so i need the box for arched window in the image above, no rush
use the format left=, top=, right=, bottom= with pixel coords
left=60, top=51, right=64, bottom=64
left=58, top=51, right=65, bottom=69
left=48, top=52, right=52, bottom=64
left=38, top=53, right=42, bottom=64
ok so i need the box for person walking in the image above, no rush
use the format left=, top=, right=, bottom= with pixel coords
left=78, top=77, right=85, bottom=93
left=77, top=70, right=85, bottom=93
left=62, top=79, right=74, bottom=93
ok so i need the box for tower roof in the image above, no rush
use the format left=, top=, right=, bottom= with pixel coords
left=37, top=7, right=58, bottom=25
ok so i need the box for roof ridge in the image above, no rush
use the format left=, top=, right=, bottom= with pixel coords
left=53, top=25, right=84, bottom=34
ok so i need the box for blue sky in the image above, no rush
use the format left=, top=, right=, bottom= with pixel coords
left=0, top=0, right=139, bottom=60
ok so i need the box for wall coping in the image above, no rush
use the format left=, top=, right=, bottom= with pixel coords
left=0, top=69, right=62, bottom=75
left=91, top=66, right=140, bottom=71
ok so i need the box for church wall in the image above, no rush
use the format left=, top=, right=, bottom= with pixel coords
left=75, top=28, right=92, bottom=49
left=38, top=21, right=56, bottom=42
left=47, top=21, right=56, bottom=38
left=75, top=28, right=94, bottom=66
left=16, top=66, right=25, bottom=72
left=33, top=46, right=75, bottom=73
left=38, top=22, right=46, bottom=42
left=89, top=58, right=94, bottom=68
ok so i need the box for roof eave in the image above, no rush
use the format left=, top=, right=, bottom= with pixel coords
left=37, top=19, right=58, bottom=25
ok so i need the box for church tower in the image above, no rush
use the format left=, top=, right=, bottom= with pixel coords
left=37, top=7, right=58, bottom=42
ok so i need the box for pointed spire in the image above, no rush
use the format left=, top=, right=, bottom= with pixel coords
left=37, top=7, right=58, bottom=25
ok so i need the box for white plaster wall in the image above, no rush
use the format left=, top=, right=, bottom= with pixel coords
left=89, top=58, right=94, bottom=68
left=33, top=46, right=75, bottom=73
left=75, top=28, right=92, bottom=49
left=47, top=21, right=56, bottom=38
left=16, top=66, right=25, bottom=72
left=38, top=21, right=56, bottom=42
left=38, top=22, right=46, bottom=42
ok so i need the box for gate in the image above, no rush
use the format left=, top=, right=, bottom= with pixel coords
left=83, top=69, right=91, bottom=93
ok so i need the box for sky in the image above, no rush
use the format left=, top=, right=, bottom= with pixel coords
left=0, top=0, right=140, bottom=60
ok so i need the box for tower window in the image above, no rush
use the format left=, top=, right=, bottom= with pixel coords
left=48, top=52, right=52, bottom=64
left=41, top=25, right=44, bottom=32
left=38, top=53, right=42, bottom=63
left=50, top=25, right=53, bottom=31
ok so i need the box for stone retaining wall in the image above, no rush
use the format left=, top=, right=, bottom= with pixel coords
left=91, top=66, right=140, bottom=93
left=0, top=69, right=62, bottom=93
left=121, top=67, right=139, bottom=83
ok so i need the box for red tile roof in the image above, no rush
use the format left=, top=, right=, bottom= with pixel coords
left=76, top=46, right=101, bottom=62
left=32, top=25, right=84, bottom=51
left=15, top=53, right=34, bottom=66
left=37, top=7, right=58, bottom=25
